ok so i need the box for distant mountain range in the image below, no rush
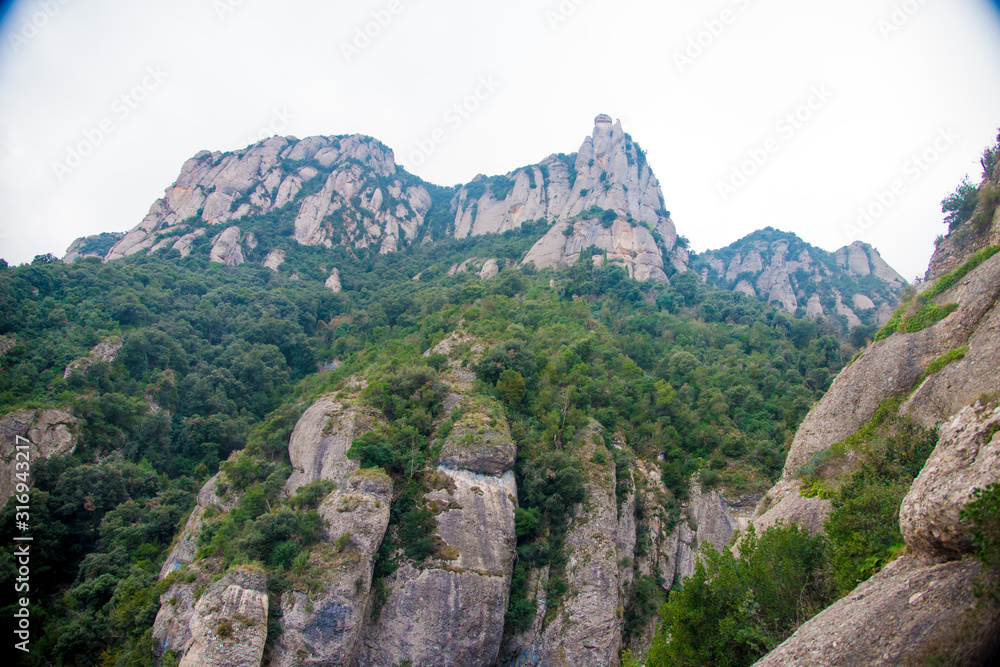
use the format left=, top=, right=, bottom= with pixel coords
left=65, top=115, right=907, bottom=328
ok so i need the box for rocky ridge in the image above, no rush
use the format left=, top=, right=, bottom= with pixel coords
left=697, top=229, right=905, bottom=325
left=751, top=168, right=1000, bottom=664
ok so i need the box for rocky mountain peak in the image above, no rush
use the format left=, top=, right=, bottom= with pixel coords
left=696, top=229, right=906, bottom=328
left=102, top=133, right=432, bottom=263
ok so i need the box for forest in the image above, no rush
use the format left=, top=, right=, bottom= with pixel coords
left=0, top=206, right=925, bottom=665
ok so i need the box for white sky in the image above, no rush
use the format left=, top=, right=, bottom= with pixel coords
left=1, top=0, right=999, bottom=280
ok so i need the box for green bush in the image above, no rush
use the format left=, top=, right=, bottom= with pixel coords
left=647, top=523, right=835, bottom=667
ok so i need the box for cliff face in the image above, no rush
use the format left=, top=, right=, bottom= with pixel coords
left=452, top=115, right=682, bottom=279
left=0, top=408, right=77, bottom=504
left=752, top=168, right=1000, bottom=664
left=103, top=134, right=433, bottom=263
left=697, top=229, right=905, bottom=324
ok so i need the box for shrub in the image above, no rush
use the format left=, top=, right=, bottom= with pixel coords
left=646, top=523, right=835, bottom=667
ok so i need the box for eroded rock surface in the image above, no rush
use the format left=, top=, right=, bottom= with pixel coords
left=0, top=409, right=78, bottom=504
left=285, top=396, right=383, bottom=495
left=63, top=336, right=123, bottom=378
left=901, top=403, right=1000, bottom=557
left=177, top=567, right=269, bottom=667
left=754, top=555, right=998, bottom=667
left=272, top=470, right=393, bottom=667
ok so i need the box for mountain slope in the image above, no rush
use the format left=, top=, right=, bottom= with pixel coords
left=695, top=228, right=905, bottom=328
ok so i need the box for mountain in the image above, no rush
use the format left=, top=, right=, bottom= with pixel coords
left=741, top=138, right=1000, bottom=666
left=695, top=229, right=906, bottom=328
left=7, top=119, right=992, bottom=667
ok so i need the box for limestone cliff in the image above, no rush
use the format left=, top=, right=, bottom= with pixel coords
left=697, top=229, right=905, bottom=325
left=751, top=168, right=1000, bottom=664
left=177, top=567, right=269, bottom=667
left=358, top=395, right=518, bottom=667
left=102, top=134, right=433, bottom=262
left=0, top=408, right=78, bottom=505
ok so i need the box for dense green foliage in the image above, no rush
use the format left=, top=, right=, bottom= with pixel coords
left=646, top=523, right=836, bottom=667
left=964, top=481, right=1000, bottom=595
left=0, top=201, right=861, bottom=665
left=942, top=176, right=981, bottom=231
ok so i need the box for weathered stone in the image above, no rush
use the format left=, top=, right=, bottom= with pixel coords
left=900, top=403, right=1000, bottom=557
left=177, top=567, right=269, bottom=667
left=209, top=226, right=245, bottom=266
left=63, top=336, right=123, bottom=378
left=438, top=397, right=515, bottom=475
left=263, top=248, right=285, bottom=271
left=0, top=409, right=78, bottom=504
left=272, top=470, right=393, bottom=667
left=284, top=396, right=383, bottom=496
left=753, top=555, right=999, bottom=667
left=326, top=268, right=342, bottom=292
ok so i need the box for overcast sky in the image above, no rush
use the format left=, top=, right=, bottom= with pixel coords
left=1, top=0, right=999, bottom=280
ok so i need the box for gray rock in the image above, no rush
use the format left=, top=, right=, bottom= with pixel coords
left=63, top=336, right=123, bottom=378
left=358, top=467, right=517, bottom=667
left=326, top=268, right=342, bottom=292
left=900, top=403, right=1000, bottom=557
left=263, top=248, right=285, bottom=271
left=438, top=398, right=516, bottom=475
left=0, top=409, right=78, bottom=505
left=177, top=567, right=269, bottom=667
left=209, top=226, right=245, bottom=266
left=284, top=396, right=384, bottom=496
left=754, top=555, right=999, bottom=667
left=272, top=470, right=393, bottom=667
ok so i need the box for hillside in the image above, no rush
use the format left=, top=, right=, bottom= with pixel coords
left=695, top=229, right=906, bottom=331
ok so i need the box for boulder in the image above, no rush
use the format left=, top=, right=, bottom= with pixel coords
left=177, top=567, right=269, bottom=667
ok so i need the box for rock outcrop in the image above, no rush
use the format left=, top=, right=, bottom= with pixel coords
left=209, top=226, right=248, bottom=266
left=754, top=554, right=997, bottom=667
left=325, top=268, right=342, bottom=292
left=0, top=408, right=78, bottom=504
left=62, top=232, right=126, bottom=262
left=900, top=403, right=1000, bottom=557
left=453, top=115, right=683, bottom=277
left=284, top=396, right=384, bottom=496
left=177, top=567, right=269, bottom=667
left=272, top=469, right=393, bottom=667
left=104, top=134, right=433, bottom=262
left=63, top=336, right=123, bottom=378
left=523, top=217, right=670, bottom=283
left=752, top=165, right=1000, bottom=665
left=697, top=230, right=905, bottom=324
left=358, top=396, right=518, bottom=667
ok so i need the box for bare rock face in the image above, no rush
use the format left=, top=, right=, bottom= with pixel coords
left=263, top=248, right=285, bottom=271
left=325, top=268, right=342, bottom=292
left=104, top=134, right=432, bottom=263
left=209, top=226, right=247, bottom=266
left=902, top=252, right=1000, bottom=427
left=284, top=396, right=384, bottom=496
left=0, top=335, right=14, bottom=357
left=0, top=409, right=78, bottom=504
left=900, top=403, right=1000, bottom=557
left=272, top=470, right=393, bottom=667
left=438, top=398, right=516, bottom=475
left=523, top=217, right=669, bottom=282
left=177, top=567, right=269, bottom=667
left=358, top=400, right=518, bottom=667
left=63, top=336, right=123, bottom=378
left=501, top=422, right=626, bottom=667
left=63, top=232, right=125, bottom=262
left=753, top=555, right=999, bottom=667
left=699, top=232, right=905, bottom=320
left=455, top=115, right=680, bottom=275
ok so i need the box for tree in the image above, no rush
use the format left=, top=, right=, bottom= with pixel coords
left=942, top=176, right=979, bottom=231
left=497, top=369, right=526, bottom=404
